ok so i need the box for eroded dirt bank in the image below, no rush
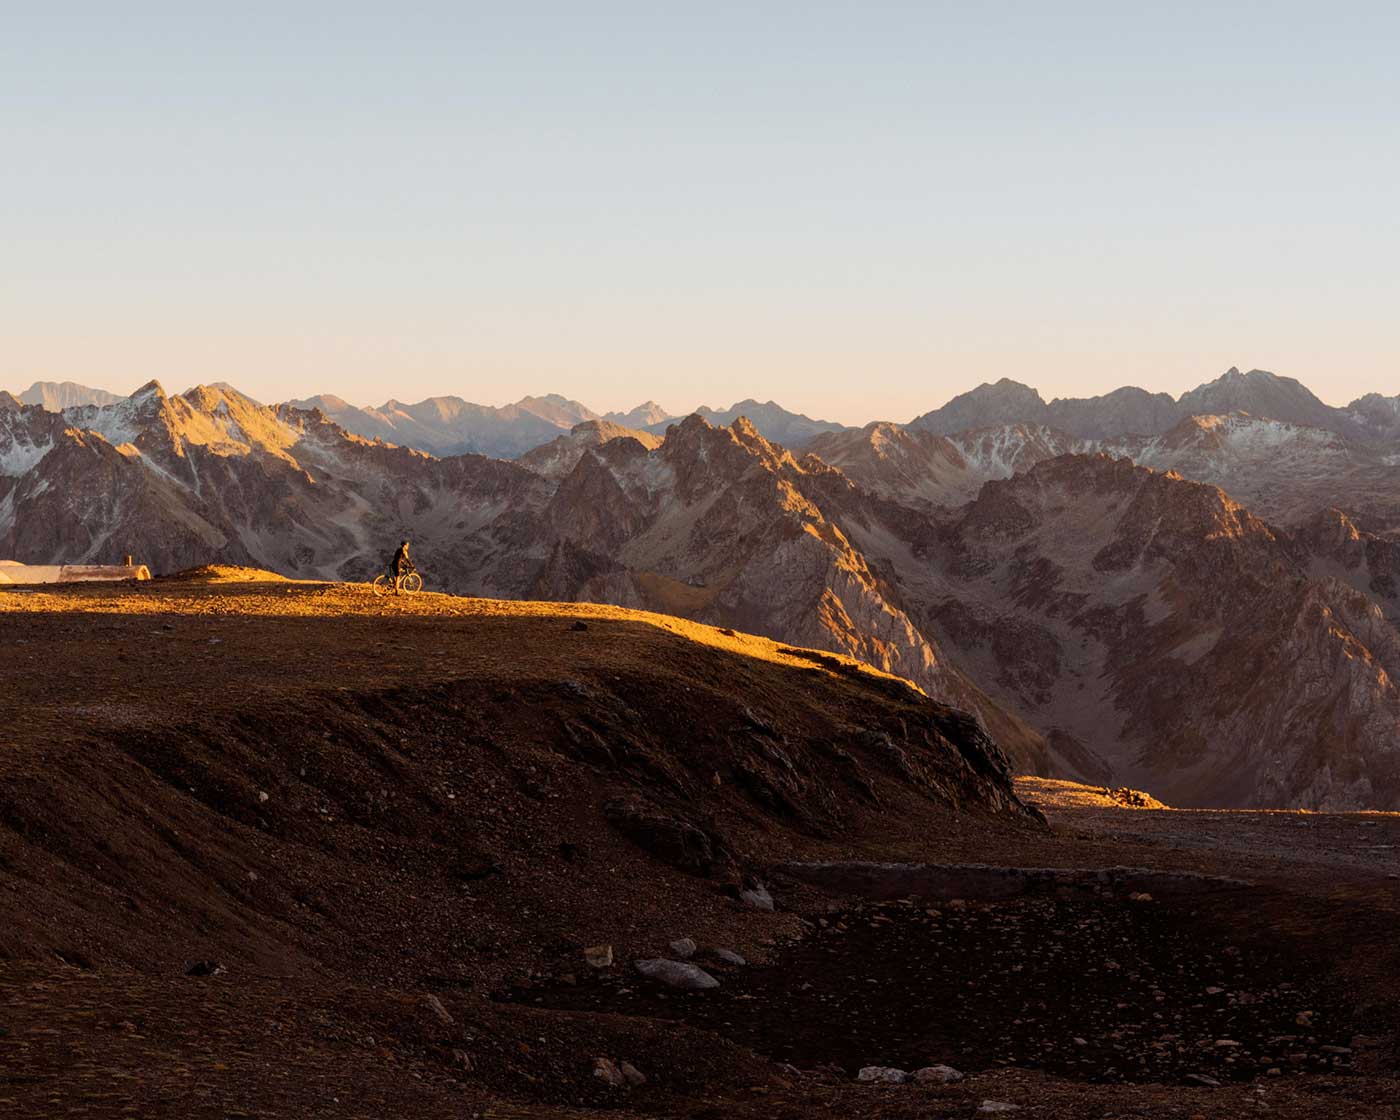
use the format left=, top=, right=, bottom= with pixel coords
left=2, top=577, right=1399, bottom=1118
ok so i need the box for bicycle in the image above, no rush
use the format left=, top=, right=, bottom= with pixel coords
left=372, top=569, right=423, bottom=597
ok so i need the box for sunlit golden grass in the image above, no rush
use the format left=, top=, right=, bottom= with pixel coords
left=0, top=566, right=922, bottom=695
left=1019, top=775, right=1400, bottom=818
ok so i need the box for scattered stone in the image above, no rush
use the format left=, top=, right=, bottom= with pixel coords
left=978, top=1102, right=1020, bottom=1113
left=1184, top=1073, right=1222, bottom=1087
left=856, top=1066, right=909, bottom=1083
left=669, top=937, right=698, bottom=959
left=593, top=1057, right=624, bottom=1087
left=633, top=958, right=720, bottom=990
left=583, top=945, right=614, bottom=970
left=1295, top=1011, right=1315, bottom=1027
left=1320, top=1045, right=1352, bottom=1055
left=450, top=1048, right=474, bottom=1071
left=1128, top=892, right=1154, bottom=902
left=185, top=960, right=225, bottom=978
left=418, top=994, right=454, bottom=1026
left=912, top=1064, right=963, bottom=1083
left=740, top=883, right=775, bottom=912
left=257, top=790, right=269, bottom=803
left=619, top=1061, right=646, bottom=1086
left=710, top=948, right=747, bottom=966
left=1214, top=1039, right=1241, bottom=1048
left=1072, top=1036, right=1088, bottom=1046
left=569, top=621, right=589, bottom=632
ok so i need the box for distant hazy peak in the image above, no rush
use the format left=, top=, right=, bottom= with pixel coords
left=204, top=382, right=263, bottom=406
left=17, top=380, right=125, bottom=411
left=287, top=393, right=352, bottom=412
left=604, top=400, right=674, bottom=427
left=1177, top=366, right=1334, bottom=428
left=908, top=378, right=1052, bottom=435
left=512, top=393, right=599, bottom=421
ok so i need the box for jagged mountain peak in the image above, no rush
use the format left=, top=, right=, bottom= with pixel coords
left=516, top=419, right=660, bottom=480
left=909, top=379, right=1051, bottom=436
left=1300, top=505, right=1363, bottom=542
left=182, top=382, right=262, bottom=413
left=648, top=400, right=848, bottom=448
left=671, top=413, right=794, bottom=465
left=730, top=414, right=763, bottom=439
left=1177, top=367, right=1334, bottom=428
left=130, top=379, right=167, bottom=402
left=1026, top=453, right=1289, bottom=560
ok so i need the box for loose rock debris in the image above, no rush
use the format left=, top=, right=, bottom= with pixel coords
left=528, top=896, right=1355, bottom=1085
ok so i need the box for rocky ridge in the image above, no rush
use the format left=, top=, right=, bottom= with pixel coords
left=909, top=367, right=1391, bottom=444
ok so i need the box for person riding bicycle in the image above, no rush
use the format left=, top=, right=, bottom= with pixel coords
left=388, top=540, right=414, bottom=592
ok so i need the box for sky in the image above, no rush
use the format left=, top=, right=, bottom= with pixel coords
left=3, top=2, right=1397, bottom=424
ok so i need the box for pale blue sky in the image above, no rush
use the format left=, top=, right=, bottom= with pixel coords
left=3, top=2, right=1396, bottom=422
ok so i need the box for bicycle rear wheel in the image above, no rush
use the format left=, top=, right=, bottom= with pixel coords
left=372, top=574, right=391, bottom=597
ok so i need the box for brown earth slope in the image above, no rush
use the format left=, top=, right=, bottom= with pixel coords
left=3, top=578, right=1400, bottom=1117
left=0, top=575, right=1049, bottom=1117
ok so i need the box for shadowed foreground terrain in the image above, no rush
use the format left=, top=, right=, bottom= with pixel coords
left=2, top=574, right=1400, bottom=1118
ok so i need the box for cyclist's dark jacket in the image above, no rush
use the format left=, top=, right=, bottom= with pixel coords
left=389, top=544, right=410, bottom=575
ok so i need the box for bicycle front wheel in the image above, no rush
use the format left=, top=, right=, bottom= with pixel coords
left=401, top=572, right=423, bottom=594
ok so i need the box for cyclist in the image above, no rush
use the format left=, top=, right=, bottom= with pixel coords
left=387, top=539, right=414, bottom=593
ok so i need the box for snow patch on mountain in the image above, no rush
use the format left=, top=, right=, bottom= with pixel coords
left=0, top=434, right=52, bottom=477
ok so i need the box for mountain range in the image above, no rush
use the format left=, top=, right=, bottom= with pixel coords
left=911, top=366, right=1400, bottom=445
left=5, top=366, right=1400, bottom=809
left=18, top=366, right=1400, bottom=453
left=21, top=381, right=852, bottom=458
